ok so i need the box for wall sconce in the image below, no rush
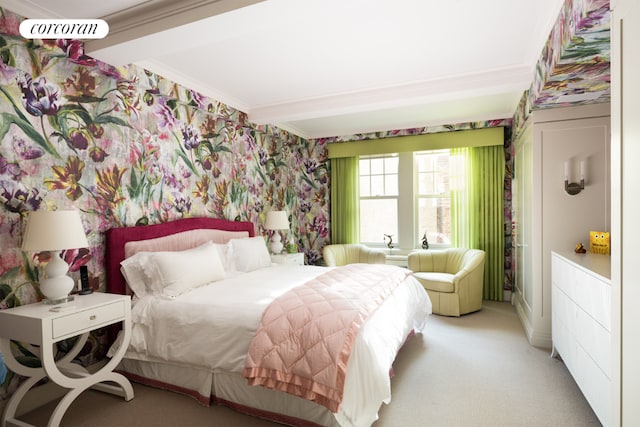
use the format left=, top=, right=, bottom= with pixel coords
left=564, top=160, right=585, bottom=196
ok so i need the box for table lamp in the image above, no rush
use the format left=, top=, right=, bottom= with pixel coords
left=21, top=210, right=89, bottom=304
left=264, top=210, right=289, bottom=254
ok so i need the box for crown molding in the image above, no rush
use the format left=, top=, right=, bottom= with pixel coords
left=280, top=100, right=519, bottom=140
left=85, top=0, right=263, bottom=62
left=248, top=65, right=533, bottom=125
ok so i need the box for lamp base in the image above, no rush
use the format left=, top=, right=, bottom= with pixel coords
left=269, top=233, right=284, bottom=254
left=42, top=295, right=75, bottom=305
left=40, top=251, right=75, bottom=304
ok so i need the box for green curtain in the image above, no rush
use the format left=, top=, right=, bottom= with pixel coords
left=451, top=146, right=505, bottom=301
left=450, top=147, right=474, bottom=247
left=330, top=157, right=360, bottom=243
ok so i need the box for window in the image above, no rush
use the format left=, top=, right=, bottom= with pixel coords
left=359, top=150, right=451, bottom=249
left=359, top=155, right=398, bottom=245
left=416, top=150, right=451, bottom=245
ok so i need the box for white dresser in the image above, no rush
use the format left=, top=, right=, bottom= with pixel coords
left=551, top=251, right=611, bottom=426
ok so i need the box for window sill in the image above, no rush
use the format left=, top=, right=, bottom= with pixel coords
left=385, top=254, right=408, bottom=267
left=369, top=245, right=451, bottom=255
left=380, top=245, right=452, bottom=268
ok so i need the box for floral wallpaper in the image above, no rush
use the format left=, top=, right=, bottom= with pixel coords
left=0, top=7, right=329, bottom=405
left=0, top=0, right=612, bottom=411
left=513, top=0, right=610, bottom=134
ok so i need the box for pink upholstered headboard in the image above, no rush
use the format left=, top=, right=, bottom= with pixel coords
left=105, top=217, right=255, bottom=295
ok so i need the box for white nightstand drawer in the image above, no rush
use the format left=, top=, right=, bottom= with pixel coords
left=271, top=253, right=305, bottom=266
left=52, top=300, right=125, bottom=340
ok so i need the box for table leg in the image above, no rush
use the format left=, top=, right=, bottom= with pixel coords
left=0, top=314, right=134, bottom=427
left=1, top=375, right=45, bottom=427
left=48, top=371, right=133, bottom=427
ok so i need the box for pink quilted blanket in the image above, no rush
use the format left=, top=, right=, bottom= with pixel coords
left=242, top=263, right=412, bottom=412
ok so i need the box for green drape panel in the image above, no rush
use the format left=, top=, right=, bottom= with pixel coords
left=451, top=146, right=505, bottom=301
left=330, top=157, right=360, bottom=244
left=450, top=147, right=474, bottom=247
left=471, top=145, right=505, bottom=301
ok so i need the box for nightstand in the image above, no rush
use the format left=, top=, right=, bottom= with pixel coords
left=271, top=252, right=305, bottom=266
left=0, top=293, right=134, bottom=427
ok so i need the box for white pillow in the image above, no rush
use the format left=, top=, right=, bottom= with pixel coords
left=120, top=252, right=155, bottom=297
left=146, top=241, right=226, bottom=299
left=124, top=229, right=249, bottom=258
left=212, top=242, right=232, bottom=272
left=228, top=236, right=272, bottom=273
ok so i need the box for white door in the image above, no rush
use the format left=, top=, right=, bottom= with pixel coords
left=514, top=126, right=533, bottom=314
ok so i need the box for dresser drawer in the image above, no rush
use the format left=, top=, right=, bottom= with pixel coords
left=52, top=300, right=126, bottom=340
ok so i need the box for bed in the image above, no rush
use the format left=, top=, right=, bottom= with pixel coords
left=104, top=217, right=432, bottom=427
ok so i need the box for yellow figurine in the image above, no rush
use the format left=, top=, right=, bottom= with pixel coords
left=589, top=231, right=610, bottom=255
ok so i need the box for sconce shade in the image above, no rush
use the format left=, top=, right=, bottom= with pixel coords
left=265, top=211, right=289, bottom=230
left=22, top=210, right=89, bottom=252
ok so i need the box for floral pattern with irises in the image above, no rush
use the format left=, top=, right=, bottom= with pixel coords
left=0, top=7, right=330, bottom=388
left=0, top=0, right=612, bottom=404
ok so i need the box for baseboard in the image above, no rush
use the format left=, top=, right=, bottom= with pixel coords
left=503, top=290, right=512, bottom=302
left=513, top=297, right=552, bottom=349
left=513, top=298, right=534, bottom=340
left=528, top=330, right=552, bottom=350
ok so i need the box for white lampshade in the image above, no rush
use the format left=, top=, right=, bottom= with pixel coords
left=22, top=210, right=89, bottom=304
left=265, top=211, right=289, bottom=230
left=22, top=210, right=89, bottom=251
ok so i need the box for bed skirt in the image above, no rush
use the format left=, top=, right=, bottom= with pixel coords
left=116, top=358, right=338, bottom=427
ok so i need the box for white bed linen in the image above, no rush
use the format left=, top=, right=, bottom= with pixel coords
left=110, top=264, right=431, bottom=427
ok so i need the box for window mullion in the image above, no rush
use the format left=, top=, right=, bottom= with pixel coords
left=397, top=152, right=414, bottom=250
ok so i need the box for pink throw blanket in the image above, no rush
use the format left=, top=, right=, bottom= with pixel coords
left=242, top=263, right=411, bottom=412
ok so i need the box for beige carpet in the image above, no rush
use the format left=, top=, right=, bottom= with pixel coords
left=19, top=301, right=601, bottom=427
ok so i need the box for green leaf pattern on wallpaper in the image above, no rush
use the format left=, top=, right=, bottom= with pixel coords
left=0, top=29, right=329, bottom=328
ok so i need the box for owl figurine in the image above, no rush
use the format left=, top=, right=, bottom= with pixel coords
left=589, top=231, right=610, bottom=255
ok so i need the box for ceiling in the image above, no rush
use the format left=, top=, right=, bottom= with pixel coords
left=1, top=0, right=567, bottom=139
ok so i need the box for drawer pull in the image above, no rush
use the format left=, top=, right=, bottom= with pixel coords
left=90, top=315, right=97, bottom=321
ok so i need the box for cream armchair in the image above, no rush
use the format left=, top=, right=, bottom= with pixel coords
left=322, top=244, right=387, bottom=267
left=408, top=248, right=485, bottom=316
